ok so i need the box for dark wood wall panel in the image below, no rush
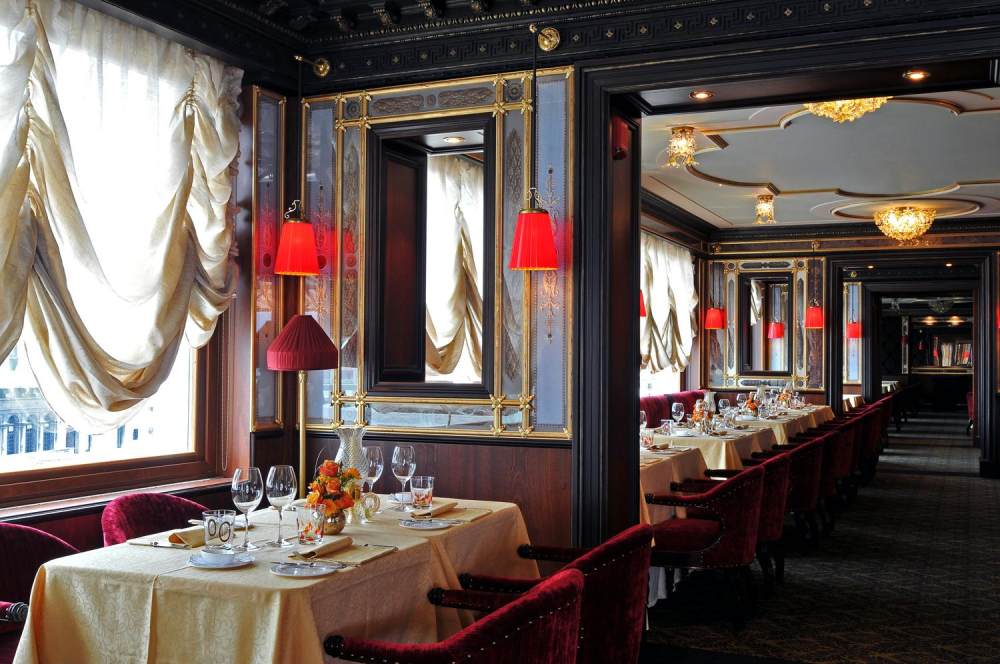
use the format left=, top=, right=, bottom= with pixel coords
left=307, top=434, right=572, bottom=546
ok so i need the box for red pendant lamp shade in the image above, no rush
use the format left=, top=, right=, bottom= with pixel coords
left=639, top=291, right=647, bottom=317
left=846, top=321, right=862, bottom=340
left=509, top=209, right=558, bottom=270
left=275, top=221, right=320, bottom=276
left=267, top=314, right=338, bottom=371
left=704, top=307, right=725, bottom=330
left=767, top=321, right=786, bottom=339
left=805, top=305, right=824, bottom=329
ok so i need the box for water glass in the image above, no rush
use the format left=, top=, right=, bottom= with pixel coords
left=231, top=467, right=263, bottom=551
left=265, top=465, right=297, bottom=548
left=671, top=402, right=685, bottom=425
left=295, top=503, right=326, bottom=545
left=411, top=476, right=434, bottom=508
left=392, top=445, right=416, bottom=511
left=718, top=398, right=731, bottom=415
left=203, top=510, right=237, bottom=551
left=639, top=411, right=647, bottom=431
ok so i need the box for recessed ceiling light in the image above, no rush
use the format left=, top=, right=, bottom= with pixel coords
left=689, top=90, right=714, bottom=101
left=903, top=69, right=930, bottom=81
left=945, top=262, right=953, bottom=267
left=442, top=136, right=466, bottom=144
left=867, top=265, right=875, bottom=269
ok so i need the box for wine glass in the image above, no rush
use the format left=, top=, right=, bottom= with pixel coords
left=391, top=445, right=416, bottom=511
left=362, top=446, right=384, bottom=520
left=265, top=465, right=297, bottom=548
left=736, top=393, right=748, bottom=410
left=639, top=411, right=647, bottom=431
left=231, top=467, right=263, bottom=552
left=718, top=398, right=731, bottom=414
left=671, top=402, right=685, bottom=426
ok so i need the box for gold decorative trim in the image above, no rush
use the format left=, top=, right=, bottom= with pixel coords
left=249, top=86, right=286, bottom=433
left=831, top=197, right=981, bottom=220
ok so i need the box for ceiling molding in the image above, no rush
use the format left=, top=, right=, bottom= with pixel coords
left=640, top=189, right=715, bottom=241
left=710, top=215, right=1000, bottom=243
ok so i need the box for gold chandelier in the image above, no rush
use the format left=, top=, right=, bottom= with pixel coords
left=805, top=97, right=891, bottom=123
left=664, top=126, right=697, bottom=168
left=754, top=194, right=775, bottom=224
left=873, top=206, right=935, bottom=242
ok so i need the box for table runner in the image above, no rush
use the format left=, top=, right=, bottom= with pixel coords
left=14, top=497, right=536, bottom=664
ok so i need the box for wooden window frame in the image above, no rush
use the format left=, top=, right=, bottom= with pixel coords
left=0, top=317, right=230, bottom=508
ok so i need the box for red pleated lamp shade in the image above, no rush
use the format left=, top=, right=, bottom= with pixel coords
left=846, top=321, right=862, bottom=340
left=275, top=221, right=320, bottom=276
left=767, top=321, right=786, bottom=339
left=639, top=291, right=647, bottom=317
left=805, top=305, right=824, bottom=329
left=611, top=115, right=631, bottom=161
left=704, top=307, right=725, bottom=330
left=267, top=314, right=338, bottom=371
left=509, top=209, right=558, bottom=270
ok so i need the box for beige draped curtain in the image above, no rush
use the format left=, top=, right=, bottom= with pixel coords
left=640, top=232, right=699, bottom=373
left=0, top=0, right=241, bottom=432
left=424, top=154, right=484, bottom=382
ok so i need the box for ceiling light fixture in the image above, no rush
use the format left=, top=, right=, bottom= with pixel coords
left=442, top=136, right=466, bottom=144
left=689, top=90, right=714, bottom=101
left=804, top=96, right=891, bottom=123
left=754, top=194, right=775, bottom=225
left=873, top=206, right=936, bottom=242
left=903, top=69, right=930, bottom=81
left=664, top=126, right=697, bottom=168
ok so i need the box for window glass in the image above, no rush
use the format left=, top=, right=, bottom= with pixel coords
left=0, top=340, right=193, bottom=474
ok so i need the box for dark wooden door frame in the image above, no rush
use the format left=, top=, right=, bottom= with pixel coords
left=576, top=27, right=1000, bottom=544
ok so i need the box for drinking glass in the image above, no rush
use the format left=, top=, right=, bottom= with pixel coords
left=718, top=398, right=731, bottom=414
left=231, top=467, right=263, bottom=551
left=639, top=411, right=647, bottom=430
left=295, top=503, right=326, bottom=545
left=361, top=446, right=384, bottom=522
left=736, top=393, right=748, bottom=410
left=411, top=476, right=434, bottom=508
left=391, top=445, right=416, bottom=511
left=265, top=465, right=297, bottom=548
left=202, top=510, right=237, bottom=551
left=671, top=402, right=685, bottom=426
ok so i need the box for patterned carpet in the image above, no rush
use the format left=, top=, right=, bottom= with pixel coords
left=642, top=411, right=999, bottom=664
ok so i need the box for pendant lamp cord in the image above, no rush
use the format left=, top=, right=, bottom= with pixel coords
left=529, top=25, right=539, bottom=209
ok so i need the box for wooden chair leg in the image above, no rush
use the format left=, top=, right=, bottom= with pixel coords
left=757, top=544, right=775, bottom=596
left=772, top=542, right=786, bottom=585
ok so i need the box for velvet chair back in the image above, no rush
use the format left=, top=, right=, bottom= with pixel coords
left=326, top=569, right=585, bottom=664
left=0, top=524, right=79, bottom=662
left=639, top=394, right=671, bottom=429
left=785, top=438, right=824, bottom=513
left=668, top=390, right=706, bottom=418
left=701, top=465, right=763, bottom=567
left=563, top=524, right=652, bottom=664
left=755, top=453, right=791, bottom=543
left=101, top=493, right=208, bottom=546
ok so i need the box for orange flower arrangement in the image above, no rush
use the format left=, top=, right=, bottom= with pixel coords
left=306, top=460, right=362, bottom=514
left=745, top=395, right=759, bottom=415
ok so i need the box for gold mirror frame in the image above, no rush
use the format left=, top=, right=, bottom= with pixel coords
left=293, top=67, right=574, bottom=439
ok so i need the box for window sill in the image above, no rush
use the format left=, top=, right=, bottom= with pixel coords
left=0, top=476, right=232, bottom=523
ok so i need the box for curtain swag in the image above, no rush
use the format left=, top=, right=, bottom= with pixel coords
left=0, top=0, right=242, bottom=432
left=640, top=232, right=699, bottom=374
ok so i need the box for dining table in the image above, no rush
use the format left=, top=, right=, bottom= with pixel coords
left=13, top=497, right=537, bottom=664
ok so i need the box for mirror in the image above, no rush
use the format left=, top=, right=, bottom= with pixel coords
left=739, top=273, right=792, bottom=374
left=365, top=115, right=495, bottom=397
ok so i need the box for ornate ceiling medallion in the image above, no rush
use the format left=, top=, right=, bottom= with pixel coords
left=754, top=194, right=775, bottom=224
left=804, top=97, right=891, bottom=123
left=873, top=206, right=936, bottom=242
left=664, top=126, right=697, bottom=168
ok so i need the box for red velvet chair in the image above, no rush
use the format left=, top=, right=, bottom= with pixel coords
left=324, top=569, right=585, bottom=663
left=667, top=390, right=706, bottom=419
left=676, top=452, right=791, bottom=593
left=640, top=394, right=671, bottom=429
left=101, top=493, right=208, bottom=546
left=431, top=524, right=653, bottom=664
left=646, top=465, right=765, bottom=625
left=754, top=437, right=824, bottom=547
left=0, top=524, right=79, bottom=663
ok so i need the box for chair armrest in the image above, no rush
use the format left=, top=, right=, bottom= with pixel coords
left=427, top=588, right=516, bottom=613
left=458, top=573, right=541, bottom=594
left=771, top=444, right=799, bottom=451
left=741, top=458, right=763, bottom=466
left=0, top=602, right=26, bottom=623
left=645, top=491, right=709, bottom=507
left=516, top=544, right=587, bottom=563
left=705, top=469, right=741, bottom=478
left=325, top=635, right=440, bottom=663
left=671, top=479, right=719, bottom=493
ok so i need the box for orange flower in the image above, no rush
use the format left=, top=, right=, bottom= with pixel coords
left=344, top=467, right=361, bottom=480
left=319, top=460, right=340, bottom=477
left=325, top=477, right=341, bottom=494
left=305, top=491, right=320, bottom=505
left=322, top=498, right=336, bottom=513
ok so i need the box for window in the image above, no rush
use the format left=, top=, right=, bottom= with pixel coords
left=0, top=340, right=194, bottom=475
left=640, top=366, right=682, bottom=397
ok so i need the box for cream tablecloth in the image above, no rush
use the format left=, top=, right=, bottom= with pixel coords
left=638, top=448, right=707, bottom=524
left=14, top=497, right=537, bottom=664
left=736, top=405, right=835, bottom=445
left=649, top=427, right=777, bottom=470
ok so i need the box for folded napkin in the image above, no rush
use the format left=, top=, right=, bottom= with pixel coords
left=169, top=525, right=207, bottom=548
left=320, top=543, right=399, bottom=566
left=291, top=535, right=354, bottom=560
left=411, top=501, right=459, bottom=518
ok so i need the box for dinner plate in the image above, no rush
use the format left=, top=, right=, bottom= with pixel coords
left=188, top=551, right=255, bottom=569
left=399, top=519, right=452, bottom=530
left=269, top=561, right=344, bottom=577
left=671, top=429, right=695, bottom=437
